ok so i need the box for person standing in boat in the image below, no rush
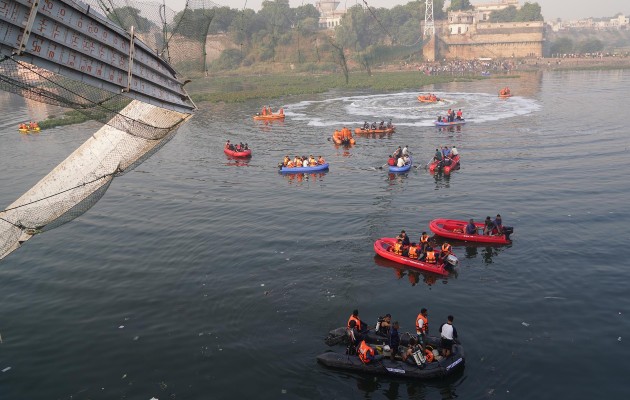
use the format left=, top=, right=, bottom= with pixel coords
left=397, top=230, right=410, bottom=246
left=402, top=145, right=409, bottom=156
left=388, top=321, right=401, bottom=360
left=376, top=313, right=392, bottom=336
left=416, top=308, right=429, bottom=349
left=347, top=320, right=361, bottom=355
left=456, top=109, right=463, bottom=120
left=363, top=121, right=370, bottom=129
left=492, top=214, right=504, bottom=235
left=433, top=148, right=443, bottom=163
left=451, top=146, right=459, bottom=157
left=483, top=216, right=494, bottom=235
left=440, top=315, right=457, bottom=358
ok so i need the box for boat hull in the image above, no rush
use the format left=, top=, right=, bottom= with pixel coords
left=429, top=155, right=460, bottom=174
left=429, top=218, right=512, bottom=244
left=389, top=156, right=412, bottom=173
left=279, top=163, right=329, bottom=173
left=253, top=114, right=285, bottom=120
left=355, top=127, right=395, bottom=134
left=435, top=120, right=466, bottom=127
left=224, top=148, right=252, bottom=158
left=373, top=238, right=450, bottom=276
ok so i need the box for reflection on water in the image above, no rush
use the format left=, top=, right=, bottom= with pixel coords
left=374, top=255, right=453, bottom=287
left=432, top=171, right=452, bottom=189
left=224, top=157, right=251, bottom=167
left=464, top=244, right=511, bottom=264
left=279, top=171, right=328, bottom=185
left=437, top=125, right=463, bottom=134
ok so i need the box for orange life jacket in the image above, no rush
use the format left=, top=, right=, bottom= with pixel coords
left=425, top=349, right=434, bottom=363
left=393, top=242, right=403, bottom=255
left=262, top=107, right=267, bottom=115
left=442, top=243, right=451, bottom=253
left=358, top=340, right=374, bottom=364
left=286, top=161, right=294, bottom=168
left=426, top=250, right=436, bottom=263
left=408, top=246, right=418, bottom=258
left=416, top=313, right=428, bottom=334
left=279, top=108, right=284, bottom=115
left=420, top=235, right=429, bottom=243
left=348, top=315, right=362, bottom=331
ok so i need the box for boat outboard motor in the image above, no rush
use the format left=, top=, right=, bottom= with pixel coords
left=445, top=254, right=459, bottom=268
left=503, top=226, right=514, bottom=240
left=412, top=348, right=426, bottom=367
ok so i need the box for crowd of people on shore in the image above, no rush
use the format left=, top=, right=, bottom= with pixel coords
left=279, top=154, right=326, bottom=168
left=389, top=230, right=453, bottom=265
left=436, top=108, right=464, bottom=123
left=345, top=309, right=458, bottom=366
left=387, top=145, right=411, bottom=168
left=417, top=59, right=517, bottom=75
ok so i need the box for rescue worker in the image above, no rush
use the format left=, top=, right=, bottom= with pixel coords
left=416, top=308, right=429, bottom=348
left=424, top=245, right=437, bottom=264
left=279, top=107, right=284, bottom=115
left=282, top=155, right=290, bottom=167
left=389, top=321, right=401, bottom=360
left=440, top=242, right=452, bottom=261
left=347, top=320, right=361, bottom=355
left=376, top=313, right=392, bottom=336
left=347, top=309, right=367, bottom=333
left=392, top=238, right=403, bottom=255
left=440, top=315, right=457, bottom=357
left=419, top=232, right=430, bottom=253
left=358, top=340, right=380, bottom=364
left=261, top=106, right=267, bottom=115
left=407, top=242, right=420, bottom=259
left=456, top=109, right=463, bottom=120
left=397, top=230, right=410, bottom=246
left=308, top=155, right=317, bottom=166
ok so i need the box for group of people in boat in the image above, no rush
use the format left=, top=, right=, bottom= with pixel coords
left=499, top=87, right=511, bottom=96
left=466, top=214, right=504, bottom=236
left=280, top=154, right=325, bottom=168
left=333, top=127, right=354, bottom=142
left=362, top=119, right=393, bottom=131
left=258, top=105, right=284, bottom=116
left=19, top=121, right=40, bottom=131
left=436, top=108, right=464, bottom=123
left=432, top=145, right=459, bottom=168
left=346, top=309, right=458, bottom=366
left=388, top=145, right=411, bottom=168
left=419, top=93, right=440, bottom=102
left=225, top=140, right=249, bottom=152
left=390, top=230, right=452, bottom=264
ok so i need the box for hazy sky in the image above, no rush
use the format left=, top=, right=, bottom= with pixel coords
left=204, top=0, right=629, bottom=21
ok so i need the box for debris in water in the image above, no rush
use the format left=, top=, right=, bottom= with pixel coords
left=150, top=398, right=158, bottom=400
left=618, top=337, right=622, bottom=342
left=133, top=336, right=140, bottom=341
left=119, top=325, right=124, bottom=329
left=2, top=367, right=11, bottom=372
left=281, top=389, right=287, bottom=394
left=121, top=374, right=127, bottom=379
left=521, top=322, right=530, bottom=327
left=261, top=283, right=265, bottom=287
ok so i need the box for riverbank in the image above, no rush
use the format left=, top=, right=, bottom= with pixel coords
left=36, top=56, right=630, bottom=130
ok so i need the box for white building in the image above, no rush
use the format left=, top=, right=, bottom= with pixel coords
left=447, top=0, right=520, bottom=35
left=316, top=1, right=346, bottom=29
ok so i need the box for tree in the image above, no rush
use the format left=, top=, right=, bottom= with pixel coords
left=577, top=38, right=603, bottom=53
left=488, top=6, right=517, bottom=22
left=107, top=7, right=155, bottom=33
left=516, top=2, right=543, bottom=22
left=550, top=37, right=573, bottom=55
left=448, top=0, right=473, bottom=12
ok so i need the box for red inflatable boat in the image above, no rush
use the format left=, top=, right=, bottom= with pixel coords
left=224, top=148, right=252, bottom=158
left=373, top=238, right=457, bottom=276
left=428, top=154, right=460, bottom=174
left=429, top=218, right=513, bottom=244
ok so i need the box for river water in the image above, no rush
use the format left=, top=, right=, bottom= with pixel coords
left=1, top=69, right=629, bottom=399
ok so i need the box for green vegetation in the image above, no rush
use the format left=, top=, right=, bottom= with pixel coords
left=488, top=2, right=543, bottom=22
left=187, top=71, right=484, bottom=104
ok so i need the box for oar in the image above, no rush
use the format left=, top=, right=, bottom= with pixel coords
left=424, top=158, right=433, bottom=169
left=378, top=163, right=388, bottom=170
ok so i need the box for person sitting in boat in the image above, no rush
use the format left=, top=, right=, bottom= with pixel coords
left=282, top=155, right=290, bottom=166
left=392, top=238, right=404, bottom=255
left=317, top=155, right=325, bottom=165
left=456, top=109, right=463, bottom=120
left=402, top=145, right=409, bottom=156
left=370, top=122, right=377, bottom=130
left=466, top=219, right=477, bottom=235
left=387, top=156, right=396, bottom=166
left=358, top=340, right=382, bottom=364
left=261, top=106, right=267, bottom=115
left=363, top=121, right=370, bottom=129
left=442, top=116, right=448, bottom=123
left=293, top=155, right=301, bottom=167
left=393, top=146, right=402, bottom=159
left=407, top=242, right=421, bottom=259
left=396, top=156, right=406, bottom=168
left=436, top=114, right=442, bottom=122
left=348, top=309, right=368, bottom=333
left=19, top=123, right=28, bottom=130
left=279, top=107, right=284, bottom=115
left=483, top=216, right=494, bottom=235
left=424, top=245, right=437, bottom=264
left=301, top=156, right=309, bottom=167
left=442, top=146, right=451, bottom=158
left=386, top=119, right=393, bottom=128
left=225, top=140, right=231, bottom=149
left=378, top=120, right=385, bottom=130
left=308, top=155, right=317, bottom=166
left=492, top=214, right=504, bottom=235
left=403, top=154, right=411, bottom=165
left=419, top=232, right=430, bottom=253
left=439, top=242, right=452, bottom=262
left=451, top=146, right=459, bottom=157
left=286, top=158, right=295, bottom=168
left=244, top=143, right=249, bottom=150
left=402, top=337, right=422, bottom=364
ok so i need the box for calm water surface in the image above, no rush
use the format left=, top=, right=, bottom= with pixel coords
left=1, top=70, right=629, bottom=400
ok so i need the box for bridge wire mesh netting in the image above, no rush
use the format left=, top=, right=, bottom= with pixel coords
left=0, top=0, right=218, bottom=259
